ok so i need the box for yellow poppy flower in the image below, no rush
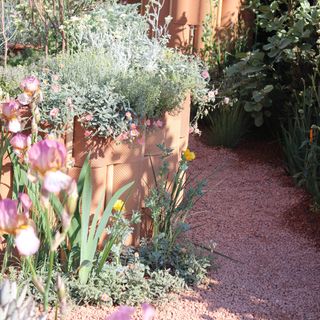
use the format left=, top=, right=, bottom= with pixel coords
left=113, top=199, right=125, bottom=212
left=183, top=148, right=196, bottom=161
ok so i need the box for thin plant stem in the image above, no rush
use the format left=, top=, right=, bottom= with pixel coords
left=1, top=0, right=8, bottom=69
left=43, top=207, right=54, bottom=311
left=44, top=250, right=55, bottom=311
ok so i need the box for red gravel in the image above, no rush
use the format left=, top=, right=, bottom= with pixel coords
left=62, top=137, right=320, bottom=320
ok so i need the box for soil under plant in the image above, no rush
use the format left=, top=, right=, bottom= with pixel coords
left=55, top=136, right=320, bottom=320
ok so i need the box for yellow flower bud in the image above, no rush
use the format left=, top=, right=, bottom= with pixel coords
left=183, top=148, right=196, bottom=161
left=113, top=199, right=125, bottom=212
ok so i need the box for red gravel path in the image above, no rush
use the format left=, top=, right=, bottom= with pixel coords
left=65, top=137, right=320, bottom=320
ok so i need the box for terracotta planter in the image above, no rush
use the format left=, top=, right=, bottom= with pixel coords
left=141, top=148, right=180, bottom=205
left=168, top=23, right=193, bottom=51
left=179, top=94, right=191, bottom=153
left=70, top=121, right=146, bottom=245
left=170, top=0, right=200, bottom=26
left=72, top=121, right=145, bottom=168
left=145, top=94, right=190, bottom=156
left=140, top=207, right=153, bottom=239
left=145, top=112, right=181, bottom=156
left=220, top=0, right=241, bottom=28
left=0, top=164, right=12, bottom=200
left=194, top=0, right=214, bottom=51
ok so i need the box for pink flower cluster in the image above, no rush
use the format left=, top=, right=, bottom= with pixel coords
left=145, top=119, right=163, bottom=128
left=1, top=76, right=41, bottom=134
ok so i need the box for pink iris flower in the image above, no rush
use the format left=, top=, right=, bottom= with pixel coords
left=0, top=198, right=39, bottom=256
left=19, top=192, right=32, bottom=217
left=141, top=304, right=156, bottom=320
left=20, top=76, right=40, bottom=96
left=27, top=139, right=75, bottom=195
left=1, top=100, right=21, bottom=133
left=15, top=226, right=40, bottom=256
left=106, top=304, right=155, bottom=320
left=10, top=133, right=30, bottom=157
left=106, top=306, right=135, bottom=320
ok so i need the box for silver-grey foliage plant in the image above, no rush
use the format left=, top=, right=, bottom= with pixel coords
left=37, top=1, right=208, bottom=137
left=0, top=280, right=44, bottom=320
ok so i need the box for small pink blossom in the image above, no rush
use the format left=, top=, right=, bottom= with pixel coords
left=194, top=128, right=201, bottom=135
left=84, top=130, right=91, bottom=137
left=20, top=76, right=40, bottom=96
left=117, top=132, right=129, bottom=141
left=85, top=114, right=93, bottom=122
left=130, top=123, right=137, bottom=130
left=50, top=108, right=60, bottom=118
left=208, top=90, right=216, bottom=101
left=125, top=112, right=132, bottom=120
left=201, top=70, right=210, bottom=79
left=105, top=304, right=155, bottom=320
left=189, top=127, right=194, bottom=134
left=223, top=97, right=230, bottom=105
left=138, top=135, right=145, bottom=145
left=155, top=120, right=163, bottom=128
left=51, top=84, right=61, bottom=93
left=0, top=198, right=39, bottom=256
left=130, top=129, right=140, bottom=137
left=66, top=97, right=72, bottom=106
left=145, top=119, right=151, bottom=126
left=52, top=74, right=60, bottom=81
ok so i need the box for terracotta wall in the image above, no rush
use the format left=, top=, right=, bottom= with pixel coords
left=126, top=0, right=245, bottom=52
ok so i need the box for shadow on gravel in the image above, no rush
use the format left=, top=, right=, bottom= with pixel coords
left=282, top=195, right=320, bottom=249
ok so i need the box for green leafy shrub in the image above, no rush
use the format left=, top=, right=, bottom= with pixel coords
left=209, top=0, right=320, bottom=127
